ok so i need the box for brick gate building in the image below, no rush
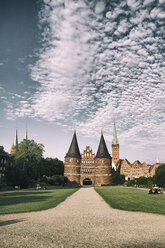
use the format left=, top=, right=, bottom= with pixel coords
left=64, top=131, right=112, bottom=186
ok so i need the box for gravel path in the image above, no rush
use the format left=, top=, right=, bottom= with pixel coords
left=0, top=187, right=165, bottom=248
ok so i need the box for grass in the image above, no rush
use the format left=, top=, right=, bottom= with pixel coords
left=0, top=187, right=79, bottom=214
left=95, top=186, right=165, bottom=215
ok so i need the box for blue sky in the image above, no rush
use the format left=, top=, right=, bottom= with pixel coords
left=0, top=0, right=165, bottom=163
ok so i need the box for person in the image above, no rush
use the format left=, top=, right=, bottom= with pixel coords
left=148, top=188, right=153, bottom=194
left=154, top=188, right=158, bottom=194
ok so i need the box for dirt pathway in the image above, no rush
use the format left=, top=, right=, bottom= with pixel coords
left=0, top=187, right=165, bottom=248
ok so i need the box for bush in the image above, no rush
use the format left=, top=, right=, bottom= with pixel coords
left=126, top=177, right=154, bottom=188
left=44, top=175, right=67, bottom=186
left=126, top=179, right=135, bottom=187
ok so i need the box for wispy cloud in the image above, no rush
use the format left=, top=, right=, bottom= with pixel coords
left=5, top=0, right=165, bottom=162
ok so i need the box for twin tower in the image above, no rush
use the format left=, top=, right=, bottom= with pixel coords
left=64, top=122, right=119, bottom=186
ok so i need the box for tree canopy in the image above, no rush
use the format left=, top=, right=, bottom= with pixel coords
left=4, top=139, right=64, bottom=188
left=155, top=165, right=165, bottom=187
left=14, top=139, right=44, bottom=162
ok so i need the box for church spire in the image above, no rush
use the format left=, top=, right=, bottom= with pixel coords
left=10, top=129, right=18, bottom=154
left=14, top=129, right=18, bottom=147
left=24, top=128, right=28, bottom=140
left=112, top=121, right=119, bottom=145
left=96, top=132, right=111, bottom=158
left=65, top=131, right=81, bottom=158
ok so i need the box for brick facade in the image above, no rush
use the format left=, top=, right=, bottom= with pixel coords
left=118, top=159, right=149, bottom=180
left=112, top=144, right=119, bottom=165
left=65, top=146, right=112, bottom=186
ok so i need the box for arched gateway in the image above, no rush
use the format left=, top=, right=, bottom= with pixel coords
left=83, top=178, right=92, bottom=186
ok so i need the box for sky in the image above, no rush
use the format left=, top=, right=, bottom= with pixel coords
left=0, top=0, right=165, bottom=164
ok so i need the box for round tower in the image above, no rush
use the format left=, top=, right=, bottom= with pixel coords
left=64, top=131, right=81, bottom=184
left=95, top=132, right=112, bottom=186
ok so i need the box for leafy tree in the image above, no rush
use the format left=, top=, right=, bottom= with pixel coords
left=15, top=139, right=44, bottom=162
left=154, top=165, right=165, bottom=187
left=4, top=139, right=64, bottom=188
left=111, top=171, right=125, bottom=185
left=41, top=157, right=64, bottom=177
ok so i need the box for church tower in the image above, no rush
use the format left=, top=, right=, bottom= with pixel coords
left=24, top=128, right=28, bottom=140
left=95, top=132, right=112, bottom=185
left=10, top=129, right=18, bottom=154
left=112, top=121, right=119, bottom=165
left=64, top=131, right=81, bottom=184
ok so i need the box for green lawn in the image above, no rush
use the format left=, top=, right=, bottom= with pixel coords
left=95, top=186, right=165, bottom=215
left=0, top=187, right=79, bottom=214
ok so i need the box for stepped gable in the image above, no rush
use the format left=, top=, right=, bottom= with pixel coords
left=65, top=131, right=81, bottom=158
left=95, top=133, right=111, bottom=158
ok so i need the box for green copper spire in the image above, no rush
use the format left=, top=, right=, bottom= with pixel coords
left=14, top=129, right=18, bottom=146
left=24, top=128, right=28, bottom=140
left=112, top=121, right=119, bottom=145
left=65, top=131, right=81, bottom=158
left=96, top=132, right=111, bottom=158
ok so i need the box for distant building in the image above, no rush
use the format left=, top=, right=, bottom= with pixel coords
left=64, top=131, right=112, bottom=186
left=0, top=147, right=9, bottom=184
left=10, top=129, right=28, bottom=154
left=117, top=159, right=149, bottom=180
left=149, top=163, right=165, bottom=177
left=10, top=129, right=18, bottom=154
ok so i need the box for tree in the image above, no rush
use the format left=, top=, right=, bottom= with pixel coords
left=15, top=139, right=44, bottom=162
left=4, top=139, right=45, bottom=188
left=154, top=165, right=165, bottom=187
left=111, top=171, right=125, bottom=185
left=41, top=157, right=64, bottom=177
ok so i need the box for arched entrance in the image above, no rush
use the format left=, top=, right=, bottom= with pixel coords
left=83, top=178, right=92, bottom=186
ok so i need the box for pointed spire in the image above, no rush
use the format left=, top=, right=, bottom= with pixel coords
left=24, top=128, right=28, bottom=140
left=14, top=129, right=18, bottom=146
left=96, top=133, right=111, bottom=158
left=10, top=129, right=18, bottom=154
left=112, top=120, right=119, bottom=145
left=65, top=131, right=81, bottom=158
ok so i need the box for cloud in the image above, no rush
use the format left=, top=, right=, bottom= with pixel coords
left=5, top=0, right=165, bottom=163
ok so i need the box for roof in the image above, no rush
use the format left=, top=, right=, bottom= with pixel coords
left=14, top=129, right=18, bottom=146
left=95, top=133, right=111, bottom=159
left=149, top=165, right=155, bottom=172
left=149, top=163, right=165, bottom=172
left=24, top=128, right=28, bottom=140
left=112, top=121, right=119, bottom=145
left=65, top=131, right=81, bottom=158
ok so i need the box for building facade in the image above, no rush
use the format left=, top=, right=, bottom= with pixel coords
left=149, top=163, right=165, bottom=177
left=117, top=159, right=150, bottom=180
left=64, top=131, right=112, bottom=186
left=0, top=147, right=9, bottom=184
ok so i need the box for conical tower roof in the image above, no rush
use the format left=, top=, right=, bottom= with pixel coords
left=65, top=131, right=81, bottom=158
left=96, top=132, right=111, bottom=158
left=112, top=121, right=119, bottom=145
